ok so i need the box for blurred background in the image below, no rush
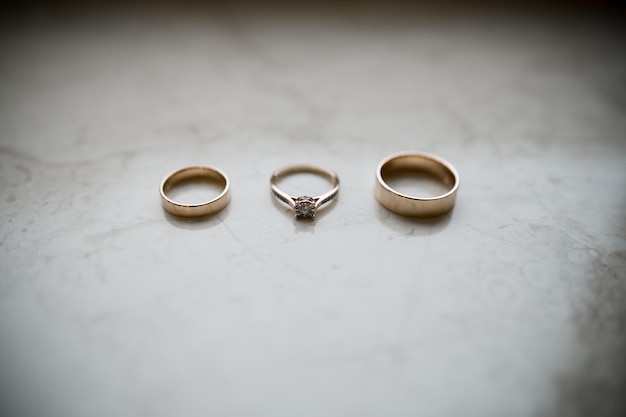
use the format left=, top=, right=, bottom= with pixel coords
left=1, top=1, right=625, bottom=417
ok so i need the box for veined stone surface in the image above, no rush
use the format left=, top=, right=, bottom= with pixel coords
left=0, top=7, right=624, bottom=417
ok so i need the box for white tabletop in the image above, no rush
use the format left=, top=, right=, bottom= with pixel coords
left=1, top=9, right=625, bottom=417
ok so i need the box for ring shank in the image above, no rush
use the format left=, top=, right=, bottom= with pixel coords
left=271, top=165, right=337, bottom=181
left=376, top=152, right=459, bottom=217
left=160, top=166, right=230, bottom=217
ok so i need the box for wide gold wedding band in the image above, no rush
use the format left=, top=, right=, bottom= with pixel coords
left=375, top=151, right=459, bottom=217
left=160, top=166, right=231, bottom=217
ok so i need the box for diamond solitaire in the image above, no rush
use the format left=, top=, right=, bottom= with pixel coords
left=294, top=196, right=317, bottom=219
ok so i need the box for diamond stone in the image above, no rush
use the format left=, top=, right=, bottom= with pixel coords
left=294, top=196, right=316, bottom=220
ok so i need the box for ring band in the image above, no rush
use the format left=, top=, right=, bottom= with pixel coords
left=270, top=164, right=340, bottom=220
left=375, top=151, right=459, bottom=217
left=160, top=166, right=231, bottom=217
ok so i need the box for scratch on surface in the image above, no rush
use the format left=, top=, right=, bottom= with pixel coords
left=398, top=225, right=434, bottom=337
left=0, top=228, right=16, bottom=247
left=466, top=223, right=544, bottom=255
left=216, top=215, right=262, bottom=261
left=15, top=163, right=32, bottom=182
left=269, top=254, right=317, bottom=282
left=337, top=199, right=376, bottom=215
left=85, top=220, right=163, bottom=243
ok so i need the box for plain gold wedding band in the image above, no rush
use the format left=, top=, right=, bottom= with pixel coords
left=375, top=151, right=459, bottom=218
left=160, top=166, right=231, bottom=217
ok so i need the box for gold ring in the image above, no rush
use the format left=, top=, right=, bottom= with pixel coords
left=160, top=166, right=231, bottom=217
left=270, top=164, right=340, bottom=220
left=375, top=151, right=459, bottom=217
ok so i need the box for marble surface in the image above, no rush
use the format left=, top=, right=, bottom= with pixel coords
left=1, top=9, right=625, bottom=417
